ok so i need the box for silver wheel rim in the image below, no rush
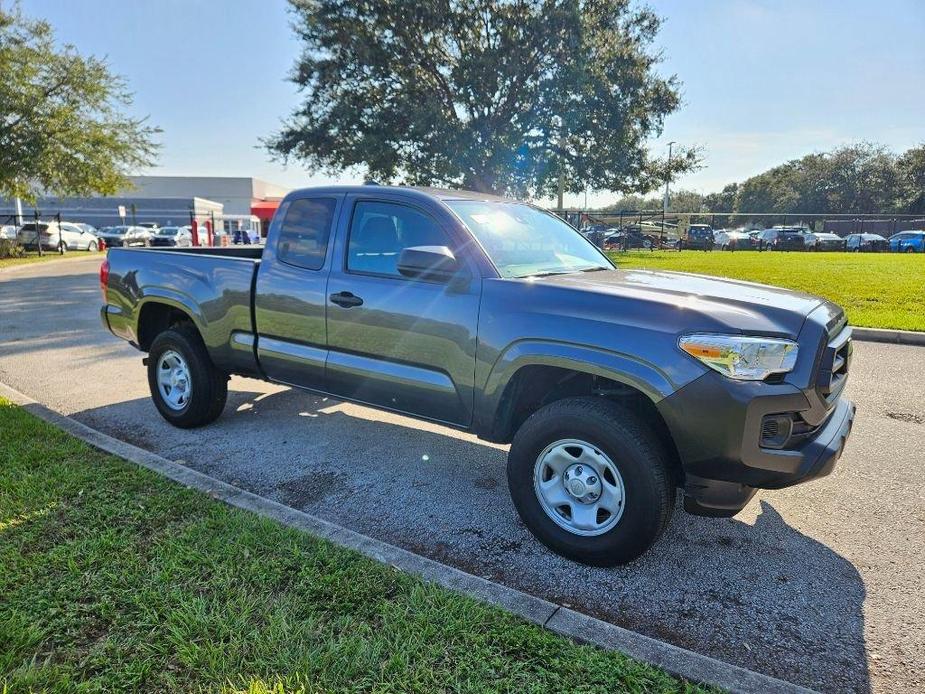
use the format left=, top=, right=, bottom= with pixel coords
left=533, top=439, right=626, bottom=537
left=156, top=350, right=192, bottom=411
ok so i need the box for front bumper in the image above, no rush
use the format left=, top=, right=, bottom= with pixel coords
left=678, top=397, right=855, bottom=516
left=658, top=306, right=855, bottom=516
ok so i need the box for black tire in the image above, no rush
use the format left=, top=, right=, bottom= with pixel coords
left=507, top=397, right=674, bottom=566
left=147, top=324, right=228, bottom=428
left=87, top=241, right=98, bottom=252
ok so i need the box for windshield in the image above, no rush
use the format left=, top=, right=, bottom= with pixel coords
left=447, top=201, right=612, bottom=278
left=158, top=227, right=179, bottom=235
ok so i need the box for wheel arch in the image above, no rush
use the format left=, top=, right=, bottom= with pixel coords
left=476, top=349, right=686, bottom=486
left=136, top=297, right=204, bottom=351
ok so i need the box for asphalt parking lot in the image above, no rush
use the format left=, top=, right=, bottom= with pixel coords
left=1, top=256, right=922, bottom=693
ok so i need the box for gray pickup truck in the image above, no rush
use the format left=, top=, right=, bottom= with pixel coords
left=101, top=185, right=855, bottom=565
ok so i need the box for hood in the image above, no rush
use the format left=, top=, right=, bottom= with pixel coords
left=537, top=268, right=825, bottom=338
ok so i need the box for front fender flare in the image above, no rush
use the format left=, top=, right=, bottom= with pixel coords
left=475, top=339, right=686, bottom=439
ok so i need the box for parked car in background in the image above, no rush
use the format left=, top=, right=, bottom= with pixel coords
left=714, top=229, right=756, bottom=251
left=603, top=229, right=654, bottom=250
left=74, top=223, right=98, bottom=236
left=845, top=233, right=889, bottom=252
left=0, top=224, right=18, bottom=240
left=232, top=228, right=256, bottom=244
left=804, top=232, right=846, bottom=251
left=138, top=222, right=161, bottom=231
left=889, top=230, right=925, bottom=253
left=757, top=227, right=805, bottom=251
left=680, top=224, right=714, bottom=250
left=16, top=221, right=100, bottom=252
left=150, top=226, right=193, bottom=247
left=97, top=225, right=154, bottom=248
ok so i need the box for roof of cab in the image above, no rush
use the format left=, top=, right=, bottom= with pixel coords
left=282, top=184, right=513, bottom=204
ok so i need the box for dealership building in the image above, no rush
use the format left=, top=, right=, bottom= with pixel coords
left=117, top=176, right=289, bottom=230
left=1, top=176, right=289, bottom=240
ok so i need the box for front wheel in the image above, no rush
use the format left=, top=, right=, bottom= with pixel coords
left=87, top=241, right=98, bottom=252
left=507, top=397, right=674, bottom=566
left=147, top=324, right=228, bottom=428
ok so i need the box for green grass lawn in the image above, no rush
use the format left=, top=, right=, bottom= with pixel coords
left=0, top=251, right=98, bottom=270
left=609, top=250, right=925, bottom=332
left=0, top=398, right=705, bottom=694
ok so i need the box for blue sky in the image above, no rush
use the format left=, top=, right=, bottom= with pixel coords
left=20, top=0, right=925, bottom=206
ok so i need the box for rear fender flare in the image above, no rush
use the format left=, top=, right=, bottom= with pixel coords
left=134, top=290, right=206, bottom=345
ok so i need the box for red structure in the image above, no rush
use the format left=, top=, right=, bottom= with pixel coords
left=251, top=201, right=281, bottom=238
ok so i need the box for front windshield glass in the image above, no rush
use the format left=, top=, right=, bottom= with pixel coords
left=158, top=227, right=179, bottom=235
left=447, top=201, right=612, bottom=278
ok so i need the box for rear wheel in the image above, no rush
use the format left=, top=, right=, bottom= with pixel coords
left=147, top=324, right=228, bottom=428
left=507, top=397, right=674, bottom=566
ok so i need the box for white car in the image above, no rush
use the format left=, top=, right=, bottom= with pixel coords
left=1, top=224, right=18, bottom=240
left=16, top=221, right=100, bottom=252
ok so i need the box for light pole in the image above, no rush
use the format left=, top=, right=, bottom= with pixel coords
left=663, top=141, right=676, bottom=214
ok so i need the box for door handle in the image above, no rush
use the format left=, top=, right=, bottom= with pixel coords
left=329, top=291, right=364, bottom=308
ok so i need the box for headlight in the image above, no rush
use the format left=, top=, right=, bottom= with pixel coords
left=679, top=334, right=798, bottom=381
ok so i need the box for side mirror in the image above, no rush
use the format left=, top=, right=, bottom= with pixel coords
left=397, top=245, right=460, bottom=282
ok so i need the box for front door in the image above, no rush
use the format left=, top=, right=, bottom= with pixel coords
left=325, top=198, right=480, bottom=426
left=254, top=194, right=342, bottom=389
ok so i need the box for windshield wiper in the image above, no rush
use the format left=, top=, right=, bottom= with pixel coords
left=580, top=266, right=609, bottom=273
left=526, top=270, right=576, bottom=278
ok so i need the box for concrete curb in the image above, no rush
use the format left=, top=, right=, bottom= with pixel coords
left=851, top=326, right=925, bottom=346
left=0, top=381, right=815, bottom=694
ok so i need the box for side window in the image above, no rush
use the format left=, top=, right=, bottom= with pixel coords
left=347, top=201, right=451, bottom=277
left=277, top=197, right=337, bottom=270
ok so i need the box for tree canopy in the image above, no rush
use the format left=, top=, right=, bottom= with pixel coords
left=600, top=142, right=925, bottom=216
left=0, top=5, right=159, bottom=202
left=267, top=0, right=698, bottom=197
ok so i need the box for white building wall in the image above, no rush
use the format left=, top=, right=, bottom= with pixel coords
left=119, top=176, right=288, bottom=216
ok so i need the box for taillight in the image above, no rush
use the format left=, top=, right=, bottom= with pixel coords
left=100, top=259, right=110, bottom=302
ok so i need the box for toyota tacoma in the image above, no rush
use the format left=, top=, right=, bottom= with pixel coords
left=100, top=185, right=855, bottom=565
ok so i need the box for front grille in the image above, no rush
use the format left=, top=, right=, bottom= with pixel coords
left=817, top=325, right=852, bottom=403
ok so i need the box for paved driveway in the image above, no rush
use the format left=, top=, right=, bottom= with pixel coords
left=2, top=257, right=922, bottom=693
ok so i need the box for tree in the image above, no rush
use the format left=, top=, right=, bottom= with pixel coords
left=267, top=0, right=699, bottom=197
left=0, top=5, right=159, bottom=202
left=895, top=144, right=925, bottom=214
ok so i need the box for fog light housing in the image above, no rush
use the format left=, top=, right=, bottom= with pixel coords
left=760, top=414, right=793, bottom=449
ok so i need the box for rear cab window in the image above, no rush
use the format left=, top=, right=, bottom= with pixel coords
left=277, top=197, right=338, bottom=270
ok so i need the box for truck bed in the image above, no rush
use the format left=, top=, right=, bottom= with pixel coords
left=102, top=246, right=262, bottom=376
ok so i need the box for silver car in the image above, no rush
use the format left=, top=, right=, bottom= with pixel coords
left=714, top=229, right=756, bottom=250
left=97, top=225, right=154, bottom=248
left=16, top=221, right=100, bottom=251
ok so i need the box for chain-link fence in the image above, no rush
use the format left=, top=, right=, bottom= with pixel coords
left=556, top=208, right=925, bottom=251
